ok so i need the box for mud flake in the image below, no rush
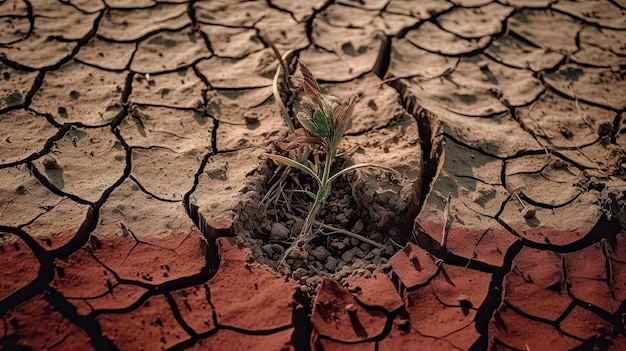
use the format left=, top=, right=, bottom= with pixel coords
left=505, top=155, right=584, bottom=207
left=170, top=285, right=216, bottom=335
left=22, top=198, right=91, bottom=251
left=0, top=34, right=78, bottom=69
left=188, top=328, right=294, bottom=351
left=405, top=21, right=491, bottom=56
left=0, top=64, right=37, bottom=110
left=31, top=62, right=126, bottom=125
left=255, top=9, right=309, bottom=51
left=0, top=164, right=65, bottom=227
left=69, top=283, right=148, bottom=316
left=389, top=243, right=439, bottom=290
left=404, top=285, right=479, bottom=344
left=545, top=63, right=626, bottom=110
left=389, top=38, right=459, bottom=79
left=501, top=0, right=553, bottom=6
left=453, top=56, right=545, bottom=108
left=216, top=96, right=287, bottom=152
left=32, top=126, right=125, bottom=202
left=0, top=16, right=30, bottom=45
left=379, top=315, right=458, bottom=350
left=500, top=192, right=601, bottom=246
left=98, top=3, right=190, bottom=41
left=32, top=5, right=98, bottom=41
left=416, top=196, right=516, bottom=268
left=2, top=296, right=93, bottom=351
left=194, top=0, right=269, bottom=27
left=486, top=34, right=564, bottom=72
left=405, top=78, right=506, bottom=118
left=196, top=49, right=276, bottom=88
left=89, top=179, right=206, bottom=283
left=433, top=112, right=542, bottom=158
left=386, top=0, right=452, bottom=19
left=190, top=149, right=266, bottom=227
left=131, top=30, right=212, bottom=73
left=0, top=109, right=58, bottom=164
left=0, top=0, right=28, bottom=16
left=0, top=233, right=41, bottom=302
left=97, top=294, right=191, bottom=350
left=441, top=139, right=503, bottom=190
left=119, top=106, right=213, bottom=152
left=517, top=91, right=616, bottom=148
left=438, top=3, right=513, bottom=39
left=430, top=264, right=491, bottom=309
left=553, top=0, right=626, bottom=29
left=311, top=277, right=387, bottom=342
left=560, top=305, right=613, bottom=340
left=205, top=86, right=272, bottom=122
left=51, top=248, right=119, bottom=300
left=322, top=4, right=378, bottom=28
left=564, top=243, right=620, bottom=313
left=208, top=238, right=297, bottom=331
left=508, top=9, right=582, bottom=53
left=301, top=23, right=383, bottom=82
left=200, top=25, right=263, bottom=59
left=375, top=12, right=420, bottom=36
left=130, top=148, right=202, bottom=201
left=503, top=247, right=572, bottom=321
left=105, top=0, right=155, bottom=8
left=489, top=304, right=581, bottom=350
left=270, top=0, right=321, bottom=22
left=572, top=26, right=626, bottom=67
left=348, top=271, right=403, bottom=313
left=316, top=338, right=376, bottom=350
left=314, top=20, right=378, bottom=57
left=131, top=67, right=206, bottom=108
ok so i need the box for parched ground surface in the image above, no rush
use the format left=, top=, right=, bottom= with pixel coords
left=1, top=0, right=626, bottom=350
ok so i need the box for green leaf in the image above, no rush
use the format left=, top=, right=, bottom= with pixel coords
left=264, top=153, right=323, bottom=187
left=313, top=109, right=331, bottom=138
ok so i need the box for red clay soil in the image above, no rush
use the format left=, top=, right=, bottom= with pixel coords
left=2, top=0, right=626, bottom=350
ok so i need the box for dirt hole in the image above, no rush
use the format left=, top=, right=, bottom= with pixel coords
left=236, top=142, right=418, bottom=294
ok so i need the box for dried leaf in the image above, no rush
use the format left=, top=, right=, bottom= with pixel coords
left=300, top=96, right=317, bottom=115
left=275, top=128, right=323, bottom=151
left=332, top=95, right=358, bottom=138
left=299, top=61, right=322, bottom=106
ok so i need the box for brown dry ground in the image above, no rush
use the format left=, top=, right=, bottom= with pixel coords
left=1, top=0, right=626, bottom=350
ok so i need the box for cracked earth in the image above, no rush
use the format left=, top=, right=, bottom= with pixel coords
left=1, top=0, right=626, bottom=350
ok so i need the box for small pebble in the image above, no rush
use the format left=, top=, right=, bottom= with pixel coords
left=292, top=268, right=307, bottom=281
left=341, top=250, right=354, bottom=263
left=262, top=244, right=274, bottom=256
left=42, top=156, right=59, bottom=169
left=271, top=244, right=284, bottom=255
left=270, top=223, right=290, bottom=241
left=324, top=256, right=338, bottom=271
left=310, top=246, right=330, bottom=261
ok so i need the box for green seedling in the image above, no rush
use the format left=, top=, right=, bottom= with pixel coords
left=265, top=61, right=396, bottom=265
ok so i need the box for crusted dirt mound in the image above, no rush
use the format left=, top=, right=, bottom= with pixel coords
left=1, top=0, right=626, bottom=350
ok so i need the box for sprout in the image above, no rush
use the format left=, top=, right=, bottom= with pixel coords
left=265, top=61, right=395, bottom=265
